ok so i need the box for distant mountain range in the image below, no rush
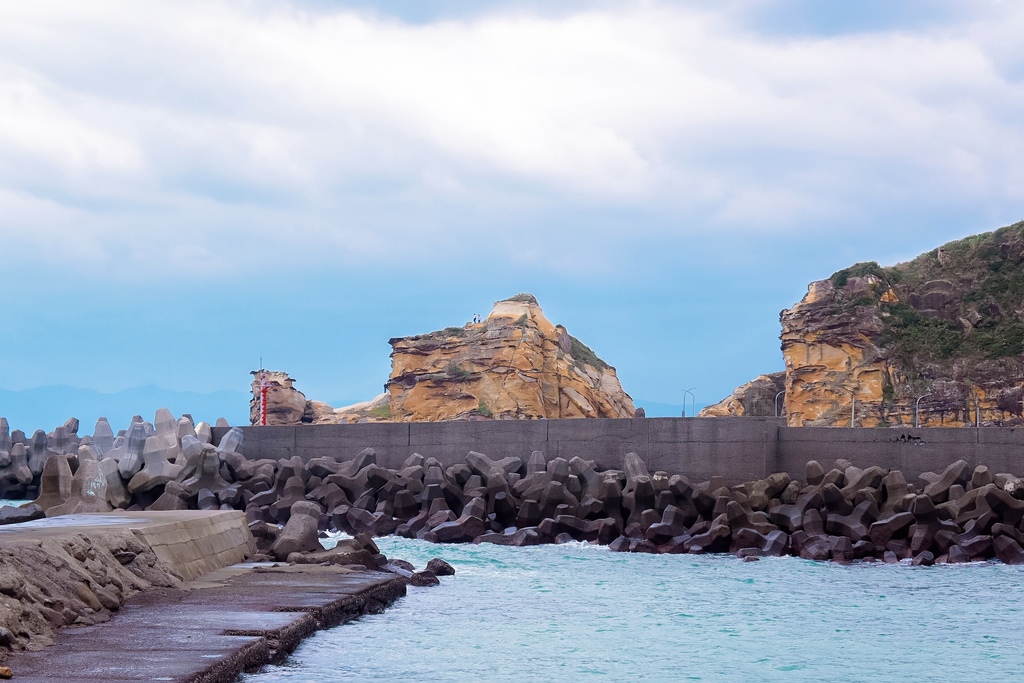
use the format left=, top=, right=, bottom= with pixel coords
left=0, top=385, right=251, bottom=434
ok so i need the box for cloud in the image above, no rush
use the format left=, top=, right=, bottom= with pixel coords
left=1, top=0, right=1023, bottom=278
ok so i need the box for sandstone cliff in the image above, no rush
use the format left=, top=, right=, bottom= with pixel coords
left=699, top=372, right=786, bottom=418
left=249, top=371, right=308, bottom=426
left=249, top=294, right=633, bottom=424
left=387, top=294, right=635, bottom=421
left=706, top=220, right=1024, bottom=427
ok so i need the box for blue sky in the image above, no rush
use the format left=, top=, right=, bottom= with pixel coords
left=2, top=0, right=1024, bottom=433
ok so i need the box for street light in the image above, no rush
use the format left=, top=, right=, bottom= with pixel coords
left=682, top=387, right=696, bottom=418
left=914, top=391, right=930, bottom=428
left=774, top=390, right=785, bottom=418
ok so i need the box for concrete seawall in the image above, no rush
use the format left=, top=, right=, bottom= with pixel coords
left=0, top=511, right=408, bottom=682
left=215, top=417, right=1024, bottom=482
left=0, top=510, right=257, bottom=659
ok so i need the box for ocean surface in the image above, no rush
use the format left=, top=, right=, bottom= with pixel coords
left=242, top=536, right=1024, bottom=682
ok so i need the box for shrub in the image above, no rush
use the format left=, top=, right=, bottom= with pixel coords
left=503, top=293, right=538, bottom=304
left=970, top=322, right=1024, bottom=359
left=477, top=401, right=493, bottom=418
left=569, top=335, right=610, bottom=370
left=880, top=302, right=965, bottom=362
left=444, top=361, right=471, bottom=379
left=829, top=261, right=888, bottom=289
left=367, top=404, right=391, bottom=419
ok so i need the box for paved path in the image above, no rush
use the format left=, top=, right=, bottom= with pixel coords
left=6, top=563, right=406, bottom=682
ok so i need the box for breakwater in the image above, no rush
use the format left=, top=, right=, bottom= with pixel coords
left=234, top=445, right=1024, bottom=566
left=215, top=417, right=1024, bottom=483
left=5, top=412, right=1024, bottom=573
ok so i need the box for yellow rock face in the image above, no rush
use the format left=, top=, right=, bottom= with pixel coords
left=387, top=297, right=635, bottom=421
left=249, top=371, right=308, bottom=426
left=780, top=279, right=896, bottom=427
left=778, top=277, right=996, bottom=427
left=699, top=373, right=786, bottom=418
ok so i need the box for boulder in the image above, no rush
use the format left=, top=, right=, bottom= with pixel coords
left=426, top=558, right=456, bottom=576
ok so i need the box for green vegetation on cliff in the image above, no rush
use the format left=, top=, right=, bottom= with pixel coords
left=569, top=335, right=610, bottom=370
left=829, top=261, right=890, bottom=289
left=833, top=220, right=1024, bottom=368
left=502, top=293, right=539, bottom=304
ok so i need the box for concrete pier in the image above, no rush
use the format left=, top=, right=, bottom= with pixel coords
left=0, top=509, right=407, bottom=681
left=6, top=563, right=406, bottom=682
left=0, top=510, right=256, bottom=581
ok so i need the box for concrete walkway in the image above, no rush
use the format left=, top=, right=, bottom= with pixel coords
left=6, top=562, right=406, bottom=682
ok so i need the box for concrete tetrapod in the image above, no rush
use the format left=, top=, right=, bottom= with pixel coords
left=45, top=451, right=111, bottom=517
left=127, top=436, right=184, bottom=494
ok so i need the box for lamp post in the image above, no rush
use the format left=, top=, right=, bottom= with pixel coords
left=682, top=387, right=696, bottom=418
left=914, top=391, right=930, bottom=428
left=774, top=390, right=785, bottom=418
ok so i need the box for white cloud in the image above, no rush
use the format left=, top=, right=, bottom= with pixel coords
left=0, top=0, right=1023, bottom=276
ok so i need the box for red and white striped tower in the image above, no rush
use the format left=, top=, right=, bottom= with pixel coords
left=259, top=371, right=270, bottom=426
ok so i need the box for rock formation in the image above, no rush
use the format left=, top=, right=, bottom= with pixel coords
left=705, top=220, right=1024, bottom=427
left=251, top=294, right=634, bottom=424
left=249, top=371, right=310, bottom=426
left=248, top=371, right=391, bottom=426
left=387, top=294, right=634, bottom=421
left=699, top=373, right=786, bottom=418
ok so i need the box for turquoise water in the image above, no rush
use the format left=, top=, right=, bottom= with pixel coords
left=243, top=537, right=1024, bottom=682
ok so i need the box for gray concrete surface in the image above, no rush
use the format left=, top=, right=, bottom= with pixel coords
left=216, top=417, right=1024, bottom=483
left=5, top=564, right=406, bottom=682
left=0, top=510, right=256, bottom=581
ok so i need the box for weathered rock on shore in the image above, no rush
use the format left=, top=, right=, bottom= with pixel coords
left=248, top=293, right=635, bottom=425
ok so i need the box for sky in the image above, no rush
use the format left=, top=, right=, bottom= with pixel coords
left=2, top=0, right=1024, bottom=432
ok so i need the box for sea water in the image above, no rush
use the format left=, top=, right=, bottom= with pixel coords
left=242, top=536, right=1024, bottom=682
